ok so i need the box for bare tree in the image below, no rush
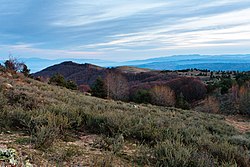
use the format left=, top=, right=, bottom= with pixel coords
left=150, top=85, right=176, bottom=106
left=105, top=70, right=129, bottom=101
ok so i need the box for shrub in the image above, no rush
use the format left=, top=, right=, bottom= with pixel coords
left=32, top=125, right=59, bottom=148
left=152, top=140, right=197, bottom=167
left=49, top=73, right=66, bottom=87
left=49, top=73, right=77, bottom=90
left=65, top=80, right=77, bottom=90
left=5, top=90, right=38, bottom=110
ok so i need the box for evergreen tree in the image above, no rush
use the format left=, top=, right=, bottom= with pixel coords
left=176, top=93, right=190, bottom=109
left=21, top=64, right=30, bottom=77
left=91, top=77, right=107, bottom=98
left=49, top=73, right=66, bottom=87
left=132, top=89, right=151, bottom=104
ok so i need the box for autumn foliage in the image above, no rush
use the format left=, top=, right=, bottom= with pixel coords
left=150, top=85, right=175, bottom=106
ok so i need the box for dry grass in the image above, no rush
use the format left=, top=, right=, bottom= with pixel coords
left=225, top=115, right=250, bottom=133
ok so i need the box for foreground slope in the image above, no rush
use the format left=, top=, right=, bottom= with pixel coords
left=0, top=72, right=250, bottom=166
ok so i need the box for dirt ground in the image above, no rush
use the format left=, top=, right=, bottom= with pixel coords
left=225, top=115, right=250, bottom=133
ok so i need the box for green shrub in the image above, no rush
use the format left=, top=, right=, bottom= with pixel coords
left=32, top=125, right=59, bottom=149
left=5, top=90, right=38, bottom=110
left=153, top=140, right=196, bottom=167
left=65, top=80, right=77, bottom=90
left=49, top=73, right=77, bottom=90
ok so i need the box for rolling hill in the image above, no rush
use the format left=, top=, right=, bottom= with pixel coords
left=33, top=61, right=179, bottom=87
left=0, top=70, right=249, bottom=166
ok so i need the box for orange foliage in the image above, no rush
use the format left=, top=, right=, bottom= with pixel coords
left=150, top=85, right=175, bottom=106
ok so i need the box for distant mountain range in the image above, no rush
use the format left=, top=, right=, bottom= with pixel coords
left=135, top=54, right=250, bottom=71
left=7, top=54, right=250, bottom=72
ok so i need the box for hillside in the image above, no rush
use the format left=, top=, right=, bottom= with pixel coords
left=33, top=61, right=180, bottom=88
left=0, top=71, right=250, bottom=166
left=33, top=61, right=107, bottom=85
left=33, top=61, right=210, bottom=104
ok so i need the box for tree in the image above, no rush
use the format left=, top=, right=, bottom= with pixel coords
left=238, top=83, right=250, bottom=116
left=198, top=96, right=220, bottom=113
left=49, top=73, right=66, bottom=87
left=91, top=77, right=107, bottom=98
left=4, top=58, right=22, bottom=72
left=0, top=63, right=4, bottom=72
left=176, top=93, right=190, bottom=110
left=3, top=57, right=30, bottom=76
left=219, top=78, right=233, bottom=95
left=150, top=85, right=175, bottom=106
left=239, top=91, right=250, bottom=116
left=105, top=71, right=129, bottom=101
left=132, top=89, right=151, bottom=104
left=20, top=64, right=30, bottom=77
left=49, top=73, right=77, bottom=90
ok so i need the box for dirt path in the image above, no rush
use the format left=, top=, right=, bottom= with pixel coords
left=225, top=115, right=250, bottom=133
left=0, top=132, right=134, bottom=166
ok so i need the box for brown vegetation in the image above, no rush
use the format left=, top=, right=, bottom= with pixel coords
left=150, top=85, right=175, bottom=106
left=105, top=70, right=129, bottom=101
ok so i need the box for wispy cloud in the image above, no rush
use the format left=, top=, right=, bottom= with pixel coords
left=0, top=44, right=103, bottom=60
left=51, top=1, right=168, bottom=27
left=0, top=0, right=250, bottom=61
left=83, top=6, right=250, bottom=52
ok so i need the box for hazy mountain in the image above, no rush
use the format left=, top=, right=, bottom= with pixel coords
left=16, top=54, right=250, bottom=72
left=134, top=54, right=250, bottom=71
left=18, top=58, right=116, bottom=72
left=138, top=62, right=250, bottom=71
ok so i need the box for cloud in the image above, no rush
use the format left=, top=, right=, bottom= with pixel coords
left=0, top=0, right=250, bottom=60
left=50, top=1, right=168, bottom=27
left=0, top=44, right=103, bottom=60
left=83, top=6, right=250, bottom=52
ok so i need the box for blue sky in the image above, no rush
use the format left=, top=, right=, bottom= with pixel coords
left=0, top=0, right=250, bottom=61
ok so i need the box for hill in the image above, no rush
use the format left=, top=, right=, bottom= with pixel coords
left=33, top=61, right=179, bottom=87
left=33, top=61, right=107, bottom=85
left=0, top=70, right=250, bottom=166
left=33, top=61, right=209, bottom=104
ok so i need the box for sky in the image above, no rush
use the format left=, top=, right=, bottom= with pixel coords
left=0, top=0, right=250, bottom=61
